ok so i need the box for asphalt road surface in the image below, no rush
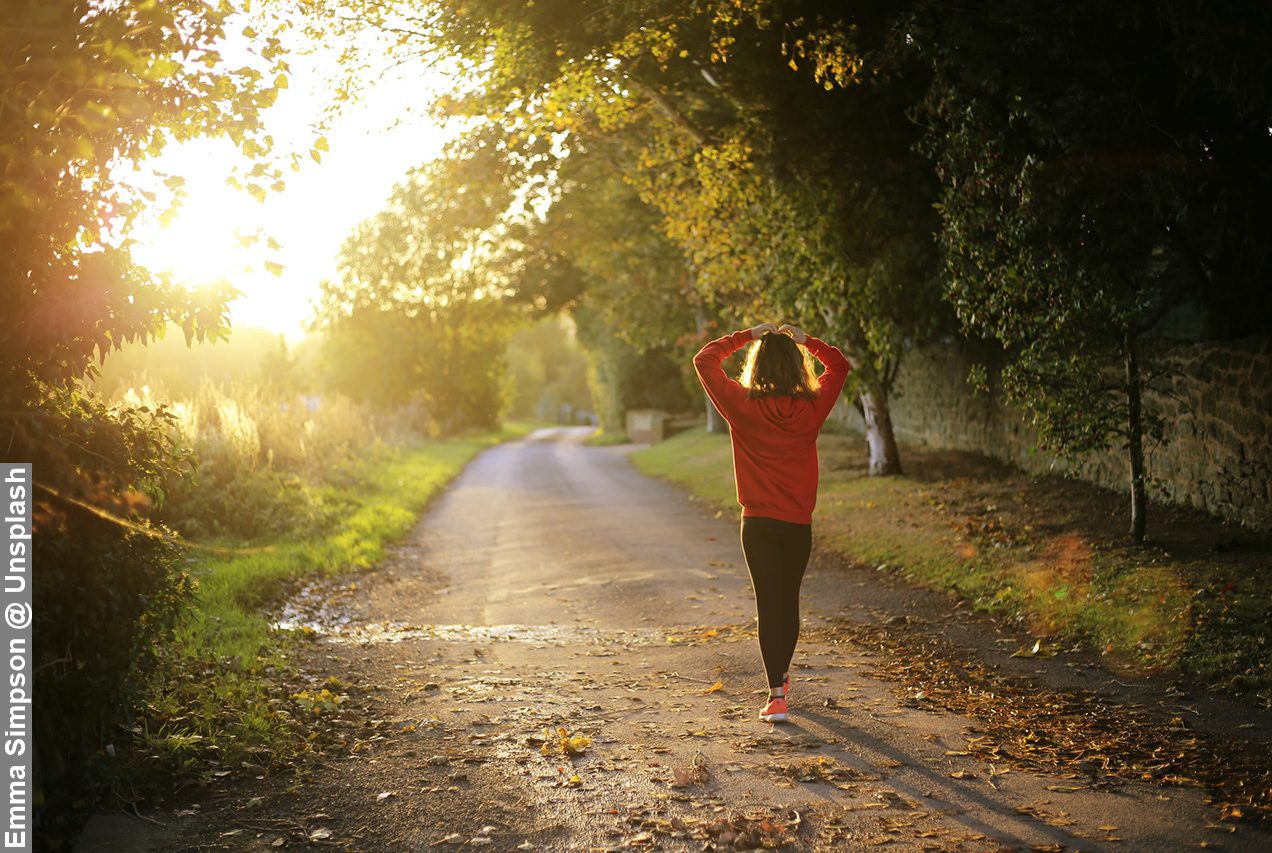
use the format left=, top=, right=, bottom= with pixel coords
left=84, top=426, right=1272, bottom=852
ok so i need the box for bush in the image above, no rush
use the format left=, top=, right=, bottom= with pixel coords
left=34, top=511, right=193, bottom=847
left=116, top=378, right=412, bottom=541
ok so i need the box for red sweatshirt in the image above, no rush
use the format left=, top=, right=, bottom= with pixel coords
left=693, top=329, right=852, bottom=525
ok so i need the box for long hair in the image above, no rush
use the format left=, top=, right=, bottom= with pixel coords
left=739, top=332, right=820, bottom=400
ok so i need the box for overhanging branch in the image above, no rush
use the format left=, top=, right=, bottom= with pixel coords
left=624, top=74, right=711, bottom=147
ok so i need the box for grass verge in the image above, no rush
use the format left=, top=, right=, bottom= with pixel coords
left=129, top=425, right=532, bottom=789
left=585, top=427, right=630, bottom=446
left=631, top=427, right=1272, bottom=699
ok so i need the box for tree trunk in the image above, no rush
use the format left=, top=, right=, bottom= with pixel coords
left=859, top=386, right=902, bottom=476
left=1125, top=330, right=1147, bottom=543
left=705, top=393, right=729, bottom=435
left=694, top=303, right=729, bottom=435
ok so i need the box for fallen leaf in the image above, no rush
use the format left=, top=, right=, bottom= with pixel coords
left=1012, top=639, right=1043, bottom=658
left=430, top=833, right=463, bottom=846
left=670, top=752, right=711, bottom=787
left=705, top=680, right=724, bottom=694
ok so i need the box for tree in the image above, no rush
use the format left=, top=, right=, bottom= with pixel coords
left=504, top=315, right=593, bottom=423
left=300, top=0, right=952, bottom=474
left=599, top=1, right=952, bottom=473
left=910, top=0, right=1272, bottom=541
left=2, top=0, right=286, bottom=507
left=534, top=144, right=707, bottom=432
left=311, top=150, right=530, bottom=432
left=1, top=0, right=288, bottom=837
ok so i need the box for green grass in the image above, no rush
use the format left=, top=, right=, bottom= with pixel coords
left=177, top=437, right=497, bottom=659
left=632, top=426, right=1272, bottom=695
left=133, top=427, right=524, bottom=780
left=585, top=427, right=630, bottom=446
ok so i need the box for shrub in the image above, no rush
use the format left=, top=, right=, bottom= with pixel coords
left=34, top=511, right=193, bottom=847
left=117, top=378, right=413, bottom=541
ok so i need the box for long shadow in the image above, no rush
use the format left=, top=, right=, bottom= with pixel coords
left=769, top=701, right=1117, bottom=852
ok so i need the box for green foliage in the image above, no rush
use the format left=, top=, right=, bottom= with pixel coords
left=313, top=155, right=528, bottom=433
left=34, top=514, right=194, bottom=846
left=302, top=0, right=951, bottom=473
left=130, top=433, right=507, bottom=828
left=912, top=0, right=1272, bottom=460
left=2, top=0, right=284, bottom=422
left=522, top=146, right=706, bottom=428
left=316, top=300, right=510, bottom=434
left=544, top=148, right=701, bottom=354
left=110, top=376, right=425, bottom=541
left=574, top=305, right=698, bottom=432
left=4, top=5, right=287, bottom=833
left=504, top=315, right=594, bottom=422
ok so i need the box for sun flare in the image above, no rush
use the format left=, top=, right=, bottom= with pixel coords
left=129, top=143, right=267, bottom=289
left=124, top=26, right=457, bottom=341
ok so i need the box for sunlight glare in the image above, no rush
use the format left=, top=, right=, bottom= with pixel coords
left=125, top=12, right=460, bottom=342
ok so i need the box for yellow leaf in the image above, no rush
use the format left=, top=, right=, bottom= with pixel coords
left=264, top=260, right=284, bottom=276
left=704, top=680, right=724, bottom=694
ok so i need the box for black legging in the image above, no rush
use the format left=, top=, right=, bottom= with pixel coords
left=740, top=515, right=812, bottom=689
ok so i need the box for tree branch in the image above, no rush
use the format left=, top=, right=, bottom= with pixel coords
left=623, top=74, right=711, bottom=146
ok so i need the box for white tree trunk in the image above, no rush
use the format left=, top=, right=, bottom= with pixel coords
left=860, top=387, right=902, bottom=476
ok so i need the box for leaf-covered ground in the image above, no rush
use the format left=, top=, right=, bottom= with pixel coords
left=633, top=426, right=1272, bottom=699
left=79, top=428, right=1272, bottom=852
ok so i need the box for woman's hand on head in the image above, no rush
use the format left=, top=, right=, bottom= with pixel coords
left=778, top=324, right=807, bottom=344
left=750, top=322, right=779, bottom=339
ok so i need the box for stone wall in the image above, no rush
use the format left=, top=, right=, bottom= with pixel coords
left=828, top=336, right=1272, bottom=531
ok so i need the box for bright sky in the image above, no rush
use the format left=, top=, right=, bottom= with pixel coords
left=127, top=17, right=456, bottom=344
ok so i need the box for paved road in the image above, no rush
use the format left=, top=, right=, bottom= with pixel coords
left=99, top=427, right=1269, bottom=852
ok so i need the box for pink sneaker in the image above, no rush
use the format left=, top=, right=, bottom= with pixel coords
left=759, top=696, right=788, bottom=723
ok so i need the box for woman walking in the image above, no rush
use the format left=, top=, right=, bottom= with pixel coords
left=693, top=322, right=851, bottom=722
